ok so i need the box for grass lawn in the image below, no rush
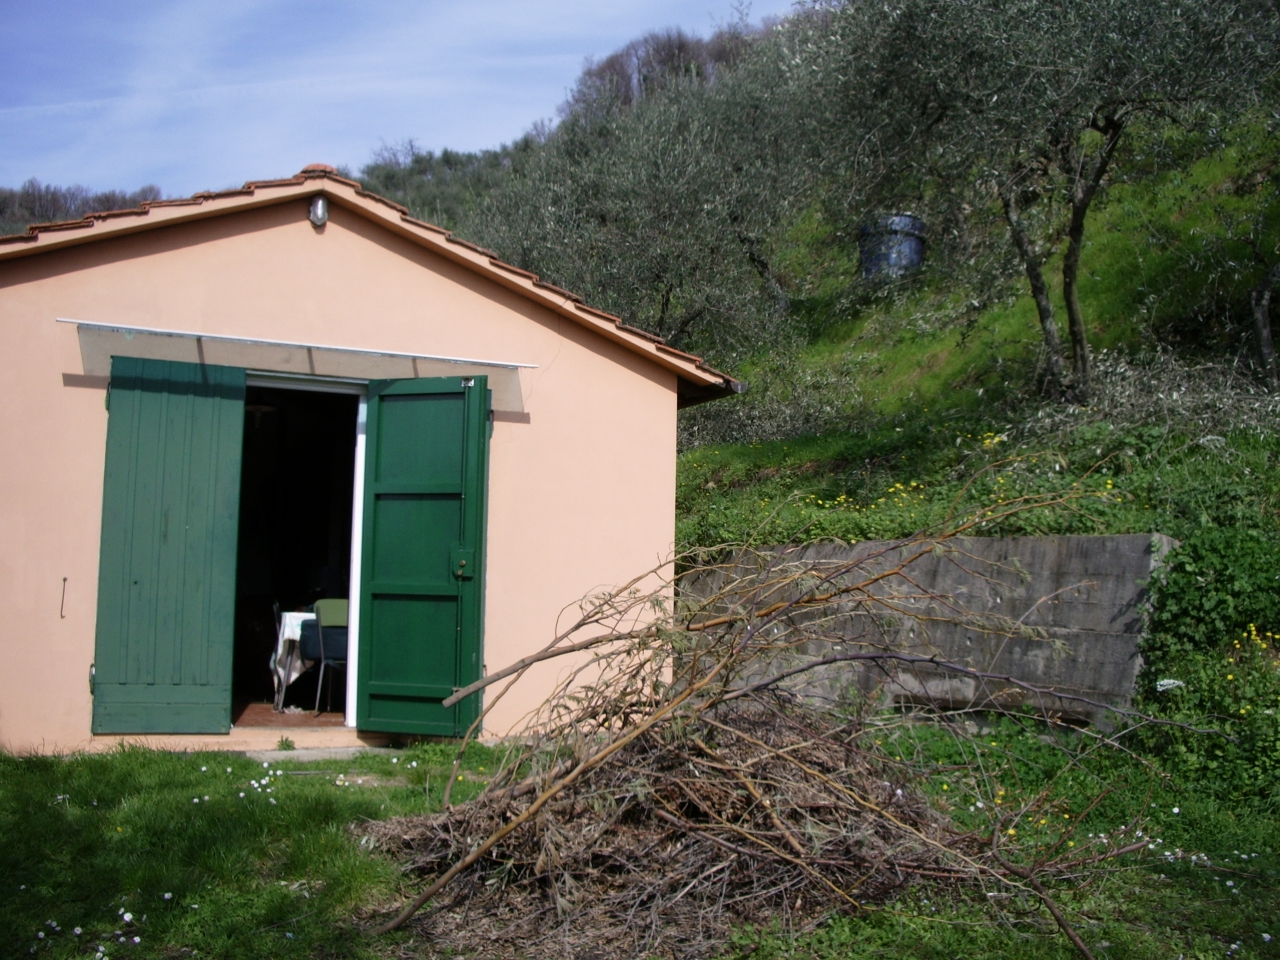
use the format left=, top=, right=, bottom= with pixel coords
left=4, top=736, right=1280, bottom=959
left=0, top=742, right=495, bottom=959
left=733, top=749, right=1280, bottom=960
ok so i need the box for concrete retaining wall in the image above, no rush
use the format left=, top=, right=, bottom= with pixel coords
left=682, top=535, right=1175, bottom=722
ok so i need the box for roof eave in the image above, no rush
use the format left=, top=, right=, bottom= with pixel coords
left=677, top=375, right=747, bottom=409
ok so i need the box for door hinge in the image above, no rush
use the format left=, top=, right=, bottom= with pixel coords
left=89, top=663, right=95, bottom=695
left=460, top=377, right=475, bottom=388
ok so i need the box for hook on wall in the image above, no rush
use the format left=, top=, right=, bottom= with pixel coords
left=60, top=577, right=68, bottom=619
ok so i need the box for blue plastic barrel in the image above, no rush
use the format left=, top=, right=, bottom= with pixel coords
left=859, top=214, right=925, bottom=279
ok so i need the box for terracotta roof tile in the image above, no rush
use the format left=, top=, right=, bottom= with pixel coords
left=617, top=322, right=664, bottom=344
left=138, top=197, right=204, bottom=210
left=400, top=214, right=451, bottom=236
left=532, top=279, right=583, bottom=302
left=445, top=235, right=499, bottom=258
left=489, top=259, right=539, bottom=281
left=26, top=218, right=97, bottom=233
left=656, top=343, right=706, bottom=364
left=575, top=304, right=626, bottom=325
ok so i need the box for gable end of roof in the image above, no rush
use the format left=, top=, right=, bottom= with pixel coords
left=0, top=166, right=741, bottom=406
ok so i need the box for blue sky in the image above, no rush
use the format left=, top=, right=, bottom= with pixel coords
left=0, top=1, right=798, bottom=197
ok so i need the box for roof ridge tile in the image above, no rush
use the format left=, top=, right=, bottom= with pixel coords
left=88, top=207, right=151, bottom=221
left=617, top=322, right=664, bottom=343
left=27, top=218, right=98, bottom=233
left=575, top=304, right=625, bottom=325
left=656, top=343, right=704, bottom=363
left=140, top=197, right=203, bottom=210
left=399, top=214, right=451, bottom=236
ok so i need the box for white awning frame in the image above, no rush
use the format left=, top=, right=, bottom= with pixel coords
left=58, top=318, right=533, bottom=413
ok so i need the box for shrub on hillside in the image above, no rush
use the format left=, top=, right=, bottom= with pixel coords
left=1140, top=623, right=1280, bottom=799
left=1139, top=530, right=1280, bottom=798
left=1147, top=528, right=1280, bottom=655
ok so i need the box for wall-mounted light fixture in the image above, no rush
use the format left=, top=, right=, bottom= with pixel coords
left=309, top=195, right=328, bottom=228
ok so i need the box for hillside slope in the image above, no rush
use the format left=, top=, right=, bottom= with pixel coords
left=677, top=131, right=1280, bottom=551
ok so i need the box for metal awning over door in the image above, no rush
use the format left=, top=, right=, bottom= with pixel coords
left=60, top=317, right=531, bottom=413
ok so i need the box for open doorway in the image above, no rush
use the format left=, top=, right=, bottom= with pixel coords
left=232, top=385, right=359, bottom=725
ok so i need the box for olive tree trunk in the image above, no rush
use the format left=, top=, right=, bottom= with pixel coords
left=1001, top=186, right=1067, bottom=399
left=1252, top=260, right=1280, bottom=389
left=1059, top=117, right=1126, bottom=405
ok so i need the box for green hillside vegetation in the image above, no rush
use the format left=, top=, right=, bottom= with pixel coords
left=358, top=139, right=542, bottom=233
left=677, top=123, right=1280, bottom=551
left=357, top=2, right=1280, bottom=395
left=359, top=0, right=1280, bottom=831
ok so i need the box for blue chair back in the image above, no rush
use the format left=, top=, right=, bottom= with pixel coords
left=299, top=620, right=348, bottom=662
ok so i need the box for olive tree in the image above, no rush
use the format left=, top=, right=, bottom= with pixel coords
left=805, top=0, right=1279, bottom=400
left=358, top=138, right=544, bottom=233
left=461, top=27, right=819, bottom=365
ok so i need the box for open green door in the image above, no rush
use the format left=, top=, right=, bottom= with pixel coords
left=356, top=376, right=489, bottom=735
left=92, top=357, right=245, bottom=734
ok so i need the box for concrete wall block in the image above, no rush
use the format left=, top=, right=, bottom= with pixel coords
left=685, top=534, right=1175, bottom=723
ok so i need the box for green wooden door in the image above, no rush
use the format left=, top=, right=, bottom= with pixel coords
left=357, top=376, right=489, bottom=735
left=92, top=357, right=245, bottom=734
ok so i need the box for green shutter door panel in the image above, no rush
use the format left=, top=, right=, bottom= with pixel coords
left=357, top=376, right=489, bottom=736
left=92, top=357, right=245, bottom=734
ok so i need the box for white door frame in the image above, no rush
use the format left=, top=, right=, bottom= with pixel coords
left=344, top=396, right=368, bottom=726
left=244, top=372, right=365, bottom=726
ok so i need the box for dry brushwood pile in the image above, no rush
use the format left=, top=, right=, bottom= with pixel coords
left=365, top=697, right=966, bottom=958
left=363, top=522, right=1172, bottom=959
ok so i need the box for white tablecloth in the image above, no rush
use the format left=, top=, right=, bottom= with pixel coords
left=271, top=612, right=316, bottom=710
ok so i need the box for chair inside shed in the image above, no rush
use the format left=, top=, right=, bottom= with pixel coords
left=231, top=386, right=359, bottom=726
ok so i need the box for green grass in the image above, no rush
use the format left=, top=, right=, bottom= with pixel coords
left=726, top=791, right=1280, bottom=959
left=682, top=121, right=1280, bottom=548
left=678, top=149, right=1280, bottom=549
left=4, top=731, right=1279, bottom=958
left=677, top=415, right=1280, bottom=551
left=675, top=125, right=1280, bottom=951
left=0, top=741, right=498, bottom=959
left=718, top=714, right=1280, bottom=959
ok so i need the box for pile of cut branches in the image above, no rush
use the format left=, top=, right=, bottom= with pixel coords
left=365, top=696, right=967, bottom=958
left=363, top=518, right=1176, bottom=959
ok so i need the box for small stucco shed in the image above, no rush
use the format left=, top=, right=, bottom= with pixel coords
left=0, top=165, right=737, bottom=754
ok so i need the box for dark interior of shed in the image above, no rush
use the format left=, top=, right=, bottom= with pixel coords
left=231, top=386, right=359, bottom=717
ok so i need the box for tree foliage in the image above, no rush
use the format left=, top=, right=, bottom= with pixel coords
left=799, top=0, right=1280, bottom=399
left=358, top=139, right=543, bottom=233
left=0, top=179, right=161, bottom=237
left=371, top=0, right=1279, bottom=388
left=460, top=31, right=820, bottom=363
left=559, top=24, right=758, bottom=119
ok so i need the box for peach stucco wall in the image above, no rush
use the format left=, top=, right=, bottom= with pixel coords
left=0, top=199, right=677, bottom=753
